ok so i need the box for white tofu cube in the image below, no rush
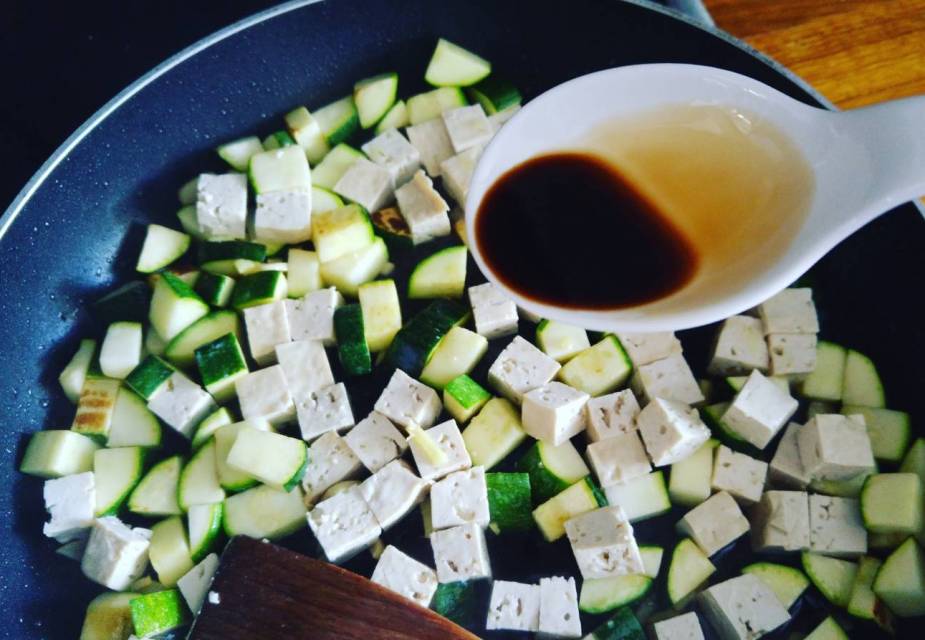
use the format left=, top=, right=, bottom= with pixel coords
left=586, top=432, right=651, bottom=488
left=711, top=445, right=768, bottom=504
left=678, top=491, right=750, bottom=556
left=564, top=506, right=644, bottom=579
left=439, top=145, right=482, bottom=206
left=442, top=105, right=493, bottom=153
left=757, top=287, right=819, bottom=335
left=370, top=545, right=438, bottom=608
left=147, top=371, right=216, bottom=437
left=707, top=315, right=769, bottom=375
left=275, top=339, right=334, bottom=399
left=486, top=580, right=540, bottom=632
left=81, top=516, right=152, bottom=590
left=196, top=173, right=247, bottom=240
left=406, top=118, right=454, bottom=176
left=522, top=381, right=589, bottom=445
left=809, top=494, right=867, bottom=557
left=616, top=332, right=682, bottom=366
left=343, top=411, right=408, bottom=473
left=177, top=553, right=219, bottom=615
left=488, top=336, right=561, bottom=404
left=307, top=486, right=381, bottom=563
left=243, top=300, right=291, bottom=366
left=768, top=422, right=812, bottom=489
left=469, top=282, right=518, bottom=339
left=42, top=472, right=95, bottom=542
left=236, top=365, right=295, bottom=426
left=768, top=333, right=818, bottom=375
left=394, top=170, right=450, bottom=244
left=750, top=490, right=810, bottom=553
left=631, top=352, right=704, bottom=406
left=431, top=522, right=492, bottom=583
left=653, top=612, right=705, bottom=640
left=359, top=459, right=429, bottom=530
left=286, top=287, right=344, bottom=347
left=699, top=574, right=790, bottom=640
left=374, top=369, right=442, bottom=431
left=430, top=466, right=490, bottom=530
left=333, top=157, right=393, bottom=213
left=409, top=419, right=472, bottom=481
left=295, top=382, right=354, bottom=441
left=585, top=389, right=640, bottom=442
left=797, top=414, right=875, bottom=481
left=254, top=189, right=312, bottom=244
left=538, top=576, right=581, bottom=638
left=300, top=431, right=362, bottom=503
left=636, top=398, right=710, bottom=467
left=720, top=370, right=798, bottom=450
left=361, top=129, right=421, bottom=187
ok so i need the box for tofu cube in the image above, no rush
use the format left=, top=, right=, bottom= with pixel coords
left=486, top=580, right=541, bottom=632
left=431, top=522, right=492, bottom=583
left=374, top=369, right=442, bottom=431
left=343, top=411, right=408, bottom=473
left=616, top=332, right=682, bottom=366
left=538, top=576, right=581, bottom=638
left=195, top=173, right=247, bottom=240
left=677, top=491, right=750, bottom=556
left=359, top=459, right=429, bottom=530
left=409, top=419, right=472, bottom=481
left=711, top=445, right=768, bottom=504
left=488, top=336, right=561, bottom=404
left=585, top=389, right=641, bottom=442
left=631, top=352, right=704, bottom=406
left=300, top=431, right=361, bottom=503
left=720, top=370, right=798, bottom=450
left=286, top=287, right=344, bottom=346
left=406, top=117, right=454, bottom=176
left=636, top=398, right=711, bottom=467
left=370, top=545, right=439, bottom=608
left=707, top=315, right=769, bottom=375
left=469, top=282, right=519, bottom=339
left=653, top=612, right=705, bottom=640
left=430, top=466, right=490, bottom=530
left=522, top=381, right=589, bottom=445
left=750, top=490, right=810, bottom=553
left=275, top=339, right=334, bottom=399
left=564, top=506, right=644, bottom=579
left=253, top=189, right=313, bottom=245
left=307, top=486, right=381, bottom=563
left=81, top=516, right=152, bottom=590
left=809, top=494, right=867, bottom=557
left=768, top=422, right=812, bottom=489
left=42, top=471, right=95, bottom=542
left=757, top=287, right=819, bottom=335
left=394, top=170, right=450, bottom=244
left=295, top=382, right=355, bottom=441
left=439, top=145, right=482, bottom=206
left=243, top=300, right=291, bottom=366
left=768, top=333, right=818, bottom=375
left=147, top=371, right=217, bottom=437
left=442, top=105, right=493, bottom=153
left=699, top=574, right=790, bottom=640
left=797, top=414, right=875, bottom=481
left=333, top=157, right=393, bottom=213
left=235, top=365, right=295, bottom=426
left=586, top=432, right=652, bottom=487
left=361, top=129, right=421, bottom=187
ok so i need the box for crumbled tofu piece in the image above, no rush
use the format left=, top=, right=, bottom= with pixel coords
left=359, top=459, right=429, bottom=530
left=286, top=287, right=344, bottom=347
left=431, top=522, right=492, bottom=583
left=409, top=419, right=472, bottom=481
left=430, top=466, right=490, bottom=530
left=42, top=471, right=95, bottom=542
left=333, top=157, right=393, bottom=213
left=442, top=105, right=493, bottom=153
left=809, top=494, right=867, bottom=557
left=750, top=490, right=810, bottom=553
left=699, top=574, right=790, bottom=640
left=440, top=145, right=483, bottom=206
left=585, top=389, right=641, bottom=442
left=343, top=411, right=408, bottom=473
left=253, top=189, right=313, bottom=244
left=564, top=506, right=644, bottom=579
left=707, top=315, right=770, bottom=375
left=768, top=333, right=818, bottom=375
left=148, top=371, right=217, bottom=437
left=236, top=365, right=295, bottom=426
left=361, top=129, right=421, bottom=187
left=487, top=336, right=561, bottom=404
left=797, top=414, right=875, bottom=481
left=720, top=370, right=798, bottom=450
left=486, top=580, right=541, bottom=632
left=616, top=332, right=682, bottom=366
left=711, top=445, right=768, bottom=504
left=768, top=422, right=812, bottom=489
left=636, top=398, right=711, bottom=467
left=538, top=576, right=581, bottom=638
left=370, top=545, right=438, bottom=608
left=586, top=431, right=652, bottom=487
left=757, top=288, right=819, bottom=335
left=300, top=431, right=362, bottom=503
left=196, top=173, right=248, bottom=240
left=243, top=300, right=291, bottom=366
left=631, top=352, right=704, bottom=406
left=653, top=612, right=706, bottom=640
left=522, top=381, right=589, bottom=445
left=374, top=369, right=442, bottom=431
left=295, top=382, right=355, bottom=441
left=81, top=516, right=152, bottom=590
left=677, top=491, right=750, bottom=556
left=394, top=170, right=450, bottom=244
left=307, top=486, right=382, bottom=563
left=469, top=282, right=519, bottom=339
left=177, top=553, right=219, bottom=615
left=406, top=118, right=455, bottom=177
left=275, top=339, right=333, bottom=399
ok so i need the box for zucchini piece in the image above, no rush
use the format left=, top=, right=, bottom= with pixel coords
left=334, top=304, right=372, bottom=376
left=71, top=377, right=121, bottom=441
left=371, top=206, right=413, bottom=252
left=93, top=446, right=145, bottom=516
left=585, top=607, right=645, bottom=640
left=462, top=397, right=525, bottom=469
left=99, top=321, right=143, bottom=380
left=517, top=439, right=589, bottom=504
left=188, top=502, right=223, bottom=562
left=640, top=545, right=664, bottom=578
left=20, top=430, right=99, bottom=478
left=288, top=248, right=323, bottom=298
left=285, top=106, right=330, bottom=164
left=315, top=95, right=359, bottom=146
left=801, top=552, right=858, bottom=607
left=226, top=426, right=308, bottom=492
left=164, top=309, right=240, bottom=368
left=579, top=574, right=653, bottom=614
left=222, top=483, right=307, bottom=540
left=149, top=272, right=209, bottom=342
left=313, top=204, right=375, bottom=263
left=198, top=239, right=267, bottom=264
left=485, top=472, right=532, bottom=533
left=667, top=538, right=716, bottom=606
left=194, top=272, right=235, bottom=308
left=249, top=145, right=311, bottom=194
left=842, top=405, right=911, bottom=463
left=354, top=72, right=398, bottom=129
left=191, top=406, right=234, bottom=450
left=177, top=205, right=202, bottom=239
left=408, top=246, right=468, bottom=299
left=872, top=537, right=925, bottom=616
left=92, top=280, right=151, bottom=326
left=230, top=271, right=287, bottom=309
left=807, top=399, right=838, bottom=420
left=861, top=473, right=923, bottom=534
left=430, top=581, right=485, bottom=630
left=178, top=177, right=198, bottom=205
left=420, top=326, right=487, bottom=389
left=178, top=439, right=226, bottom=510
left=128, top=455, right=183, bottom=517
left=374, top=99, right=409, bottom=135
left=466, top=76, right=521, bottom=114
left=59, top=338, right=97, bottom=403
left=216, top=135, right=263, bottom=171
left=900, top=438, right=925, bottom=483
left=800, top=341, right=847, bottom=401
left=809, top=473, right=872, bottom=499
left=125, top=355, right=175, bottom=401
left=848, top=556, right=894, bottom=630
left=136, top=224, right=190, bottom=274
left=870, top=530, right=908, bottom=551
left=108, top=387, right=163, bottom=448
left=312, top=185, right=344, bottom=215
left=843, top=349, right=886, bottom=408
left=149, top=516, right=194, bottom=587
left=424, top=39, right=491, bottom=87
left=443, top=374, right=491, bottom=424
left=194, top=333, right=248, bottom=402
left=262, top=129, right=296, bottom=150
left=603, top=471, right=670, bottom=522
left=320, top=236, right=389, bottom=297
left=311, top=143, right=364, bottom=190
left=129, top=588, right=190, bottom=637
left=214, top=420, right=273, bottom=492
left=358, top=279, right=402, bottom=352
left=559, top=335, right=633, bottom=396
left=742, top=562, right=809, bottom=609
left=535, top=319, right=590, bottom=363
left=668, top=438, right=719, bottom=507
left=532, top=477, right=602, bottom=542
left=79, top=591, right=139, bottom=640
left=385, top=299, right=470, bottom=376
left=407, top=87, right=468, bottom=125
left=805, top=616, right=849, bottom=640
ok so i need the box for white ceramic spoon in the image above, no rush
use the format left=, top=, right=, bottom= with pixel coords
left=465, top=64, right=925, bottom=332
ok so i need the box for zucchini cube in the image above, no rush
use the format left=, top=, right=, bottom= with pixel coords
left=20, top=430, right=100, bottom=478
left=194, top=333, right=249, bottom=402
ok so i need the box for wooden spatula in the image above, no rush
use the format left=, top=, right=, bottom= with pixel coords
left=189, top=536, right=479, bottom=640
